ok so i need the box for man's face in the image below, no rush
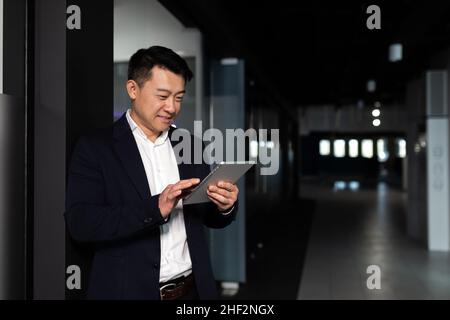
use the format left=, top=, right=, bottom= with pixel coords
left=127, top=65, right=185, bottom=135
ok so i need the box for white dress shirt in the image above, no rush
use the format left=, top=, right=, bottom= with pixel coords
left=126, top=109, right=192, bottom=283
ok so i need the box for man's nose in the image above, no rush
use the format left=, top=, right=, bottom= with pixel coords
left=164, top=97, right=176, bottom=114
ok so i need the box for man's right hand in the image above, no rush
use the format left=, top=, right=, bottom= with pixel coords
left=158, top=178, right=200, bottom=218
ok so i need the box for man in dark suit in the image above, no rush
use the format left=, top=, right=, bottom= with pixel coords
left=64, top=46, right=239, bottom=300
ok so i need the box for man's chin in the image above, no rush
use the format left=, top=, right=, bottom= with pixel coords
left=157, top=123, right=171, bottom=132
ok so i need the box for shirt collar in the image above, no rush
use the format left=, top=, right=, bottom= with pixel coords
left=126, top=109, right=169, bottom=145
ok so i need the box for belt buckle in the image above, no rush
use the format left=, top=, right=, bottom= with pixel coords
left=160, top=282, right=177, bottom=300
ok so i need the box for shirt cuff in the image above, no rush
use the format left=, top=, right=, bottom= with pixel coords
left=220, top=206, right=234, bottom=216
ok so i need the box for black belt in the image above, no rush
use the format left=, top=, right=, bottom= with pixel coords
left=159, top=273, right=195, bottom=300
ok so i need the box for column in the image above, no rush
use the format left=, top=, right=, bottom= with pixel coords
left=426, top=70, right=450, bottom=251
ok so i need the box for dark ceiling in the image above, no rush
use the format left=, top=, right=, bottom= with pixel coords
left=159, top=0, right=450, bottom=107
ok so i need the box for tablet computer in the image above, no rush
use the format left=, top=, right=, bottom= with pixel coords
left=182, top=161, right=255, bottom=205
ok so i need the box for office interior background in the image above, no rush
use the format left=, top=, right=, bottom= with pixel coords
left=1, top=0, right=450, bottom=299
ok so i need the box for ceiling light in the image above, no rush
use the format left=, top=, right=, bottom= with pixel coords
left=372, top=119, right=381, bottom=127
left=389, top=43, right=403, bottom=62
left=367, top=80, right=376, bottom=92
left=220, top=58, right=239, bottom=66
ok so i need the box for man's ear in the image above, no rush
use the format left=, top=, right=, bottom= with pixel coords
left=126, top=80, right=138, bottom=100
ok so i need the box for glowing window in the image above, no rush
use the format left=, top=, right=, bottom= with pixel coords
left=377, top=138, right=389, bottom=162
left=397, top=138, right=406, bottom=158
left=319, top=140, right=331, bottom=156
left=333, top=181, right=346, bottom=191
left=333, top=140, right=346, bottom=158
left=349, top=181, right=360, bottom=191
left=349, top=139, right=359, bottom=158
left=361, top=140, right=373, bottom=158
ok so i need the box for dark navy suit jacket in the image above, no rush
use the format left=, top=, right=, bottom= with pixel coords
left=64, top=114, right=237, bottom=300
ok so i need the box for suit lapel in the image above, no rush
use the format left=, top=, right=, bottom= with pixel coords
left=112, top=116, right=195, bottom=201
left=113, top=114, right=151, bottom=200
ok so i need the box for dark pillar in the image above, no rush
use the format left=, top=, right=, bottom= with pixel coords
left=65, top=0, right=114, bottom=299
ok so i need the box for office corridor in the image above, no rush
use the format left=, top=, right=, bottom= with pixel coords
left=298, top=178, right=450, bottom=299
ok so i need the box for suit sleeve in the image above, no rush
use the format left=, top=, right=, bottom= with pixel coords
left=202, top=200, right=238, bottom=229
left=64, top=137, right=165, bottom=244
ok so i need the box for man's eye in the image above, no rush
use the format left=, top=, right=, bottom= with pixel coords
left=158, top=96, right=168, bottom=100
left=176, top=97, right=184, bottom=102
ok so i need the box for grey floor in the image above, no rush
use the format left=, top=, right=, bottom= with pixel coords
left=298, top=178, right=450, bottom=300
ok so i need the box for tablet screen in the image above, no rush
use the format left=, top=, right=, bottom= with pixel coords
left=182, top=161, right=255, bottom=205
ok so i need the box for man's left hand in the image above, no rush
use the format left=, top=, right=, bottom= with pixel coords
left=207, top=181, right=239, bottom=212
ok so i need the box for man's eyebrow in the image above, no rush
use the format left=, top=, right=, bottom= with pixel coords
left=156, top=88, right=186, bottom=95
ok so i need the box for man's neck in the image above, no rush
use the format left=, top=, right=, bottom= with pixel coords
left=130, top=109, right=161, bottom=142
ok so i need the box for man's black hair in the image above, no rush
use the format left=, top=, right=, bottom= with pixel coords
left=128, top=46, right=193, bottom=87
